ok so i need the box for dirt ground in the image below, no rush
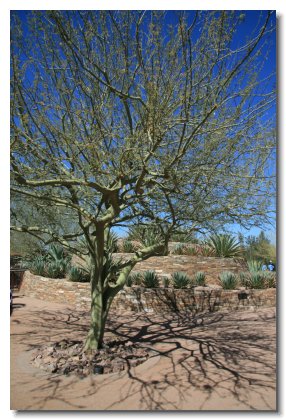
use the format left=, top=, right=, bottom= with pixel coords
left=10, top=294, right=276, bottom=411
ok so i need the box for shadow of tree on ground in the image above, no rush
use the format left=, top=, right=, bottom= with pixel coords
left=11, top=297, right=276, bottom=410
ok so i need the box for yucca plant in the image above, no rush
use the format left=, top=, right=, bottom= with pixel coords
left=219, top=272, right=238, bottom=289
left=194, top=271, right=206, bottom=286
left=172, top=272, right=191, bottom=289
left=249, top=272, right=266, bottom=289
left=142, top=271, right=159, bottom=288
left=30, top=256, right=46, bottom=276
left=207, top=234, right=241, bottom=258
left=247, top=259, right=262, bottom=273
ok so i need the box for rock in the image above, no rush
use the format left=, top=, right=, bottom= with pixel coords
left=46, top=363, right=57, bottom=373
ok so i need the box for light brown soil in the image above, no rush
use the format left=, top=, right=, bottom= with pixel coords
left=10, top=294, right=276, bottom=411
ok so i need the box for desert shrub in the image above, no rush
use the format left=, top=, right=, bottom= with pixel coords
left=45, top=261, right=66, bottom=279
left=239, top=272, right=251, bottom=288
left=127, top=224, right=163, bottom=248
left=142, top=271, right=159, bottom=288
left=219, top=272, right=238, bottom=289
left=172, top=272, right=191, bottom=289
left=198, top=244, right=215, bottom=257
left=69, top=266, right=90, bottom=282
left=106, top=231, right=119, bottom=253
left=247, top=259, right=262, bottom=272
left=249, top=272, right=266, bottom=289
left=207, top=234, right=241, bottom=257
left=194, top=271, right=206, bottom=286
left=172, top=244, right=197, bottom=255
left=30, top=255, right=46, bottom=276
left=122, top=240, right=136, bottom=253
left=125, top=275, right=133, bottom=287
left=130, top=272, right=143, bottom=286
left=263, top=272, right=276, bottom=288
left=172, top=243, right=186, bottom=255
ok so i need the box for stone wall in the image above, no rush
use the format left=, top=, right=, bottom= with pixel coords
left=73, top=254, right=247, bottom=286
left=21, top=271, right=276, bottom=314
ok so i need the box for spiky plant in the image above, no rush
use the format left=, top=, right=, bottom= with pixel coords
left=239, top=272, right=251, bottom=288
left=207, top=234, right=241, bottom=258
left=194, top=271, right=206, bottom=286
left=247, top=259, right=263, bottom=272
left=122, top=240, right=136, bottom=253
left=172, top=272, right=192, bottom=289
left=45, top=261, right=66, bottom=278
left=249, top=272, right=266, bottom=289
left=219, top=272, right=238, bottom=289
left=106, top=231, right=119, bottom=253
left=69, top=266, right=90, bottom=282
left=142, top=271, right=159, bottom=288
left=127, top=224, right=163, bottom=248
left=30, top=255, right=46, bottom=276
left=129, top=272, right=142, bottom=286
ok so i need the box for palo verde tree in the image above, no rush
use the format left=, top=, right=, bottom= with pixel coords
left=11, top=11, right=276, bottom=350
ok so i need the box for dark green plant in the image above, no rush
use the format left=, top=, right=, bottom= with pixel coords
left=219, top=272, right=238, bottom=289
left=106, top=231, right=119, bottom=253
left=208, top=234, right=241, bottom=257
left=47, top=244, right=71, bottom=273
left=69, top=266, right=90, bottom=282
left=142, top=271, right=159, bottom=288
left=172, top=272, right=191, bottom=289
left=194, top=271, right=206, bottom=286
left=125, top=275, right=133, bottom=287
left=249, top=272, right=266, bottom=289
left=45, top=261, right=66, bottom=278
left=129, top=272, right=142, bottom=286
left=122, top=240, right=136, bottom=253
left=30, top=255, right=46, bottom=276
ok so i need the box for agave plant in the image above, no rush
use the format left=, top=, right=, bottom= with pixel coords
left=172, top=272, right=191, bottom=289
left=106, top=231, right=119, bottom=253
left=239, top=272, right=251, bottom=288
left=142, top=271, right=159, bottom=288
left=30, top=255, right=46, bottom=276
left=247, top=259, right=263, bottom=273
left=207, top=234, right=241, bottom=258
left=45, top=261, right=66, bottom=278
left=219, top=272, right=238, bottom=289
left=47, top=244, right=70, bottom=273
left=129, top=272, right=142, bottom=286
left=69, top=266, right=90, bottom=282
left=128, top=224, right=163, bottom=248
left=122, top=240, right=136, bottom=253
left=249, top=272, right=266, bottom=289
left=194, top=271, right=206, bottom=286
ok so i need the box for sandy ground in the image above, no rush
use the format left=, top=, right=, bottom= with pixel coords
left=10, top=294, right=276, bottom=411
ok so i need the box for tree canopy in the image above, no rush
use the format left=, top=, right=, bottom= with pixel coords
left=10, top=10, right=276, bottom=349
